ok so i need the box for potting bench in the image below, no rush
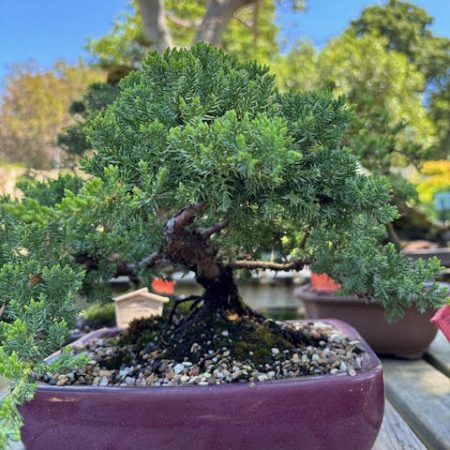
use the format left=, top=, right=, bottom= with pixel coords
left=374, top=331, right=450, bottom=450
left=1, top=332, right=449, bottom=450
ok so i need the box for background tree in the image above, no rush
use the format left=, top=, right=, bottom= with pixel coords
left=276, top=0, right=449, bottom=241
left=350, top=0, right=450, bottom=157
left=87, top=0, right=301, bottom=68
left=277, top=32, right=434, bottom=194
left=0, top=62, right=104, bottom=169
left=60, top=0, right=303, bottom=159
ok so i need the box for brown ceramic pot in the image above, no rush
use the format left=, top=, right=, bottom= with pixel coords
left=295, top=285, right=438, bottom=359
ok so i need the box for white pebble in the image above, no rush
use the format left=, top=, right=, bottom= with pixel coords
left=174, top=363, right=184, bottom=374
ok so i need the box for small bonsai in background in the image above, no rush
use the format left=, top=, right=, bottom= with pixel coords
left=0, top=44, right=447, bottom=445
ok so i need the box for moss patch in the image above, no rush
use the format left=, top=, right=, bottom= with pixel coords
left=117, top=307, right=297, bottom=369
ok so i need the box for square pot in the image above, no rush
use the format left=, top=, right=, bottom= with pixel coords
left=20, top=319, right=384, bottom=450
left=295, top=285, right=438, bottom=359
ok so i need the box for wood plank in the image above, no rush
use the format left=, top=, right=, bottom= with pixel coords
left=382, top=358, right=450, bottom=450
left=425, top=331, right=450, bottom=377
left=373, top=400, right=426, bottom=450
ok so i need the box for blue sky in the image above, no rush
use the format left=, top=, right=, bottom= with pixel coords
left=0, top=0, right=449, bottom=84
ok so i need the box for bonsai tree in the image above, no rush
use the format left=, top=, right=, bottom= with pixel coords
left=0, top=44, right=446, bottom=445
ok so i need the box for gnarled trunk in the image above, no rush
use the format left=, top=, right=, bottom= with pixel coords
left=196, top=264, right=246, bottom=313
left=163, top=226, right=245, bottom=313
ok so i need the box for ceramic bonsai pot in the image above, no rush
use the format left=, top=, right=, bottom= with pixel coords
left=20, top=319, right=383, bottom=450
left=295, top=285, right=438, bottom=359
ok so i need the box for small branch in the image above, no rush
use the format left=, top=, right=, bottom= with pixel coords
left=252, top=0, right=260, bottom=49
left=386, top=223, right=402, bottom=251
left=165, top=12, right=201, bottom=28
left=168, top=294, right=204, bottom=324
left=234, top=16, right=252, bottom=28
left=164, top=202, right=205, bottom=235
left=201, top=220, right=229, bottom=238
left=194, top=0, right=256, bottom=46
left=137, top=252, right=161, bottom=269
left=231, top=259, right=312, bottom=271
left=299, top=231, right=310, bottom=250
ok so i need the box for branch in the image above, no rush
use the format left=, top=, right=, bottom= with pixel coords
left=201, top=219, right=229, bottom=238
left=137, top=0, right=173, bottom=52
left=234, top=16, right=252, bottom=28
left=194, top=0, right=256, bottom=46
left=231, top=259, right=312, bottom=271
left=165, top=12, right=201, bottom=28
left=164, top=202, right=205, bottom=235
left=136, top=251, right=162, bottom=269
left=252, top=0, right=260, bottom=48
left=386, top=223, right=402, bottom=251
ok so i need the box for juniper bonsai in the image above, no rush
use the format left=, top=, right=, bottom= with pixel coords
left=0, top=44, right=447, bottom=446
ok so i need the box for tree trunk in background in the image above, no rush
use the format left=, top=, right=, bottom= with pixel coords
left=137, top=0, right=173, bottom=52
left=194, top=0, right=255, bottom=45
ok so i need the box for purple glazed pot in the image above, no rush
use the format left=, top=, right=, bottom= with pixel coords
left=20, top=319, right=384, bottom=450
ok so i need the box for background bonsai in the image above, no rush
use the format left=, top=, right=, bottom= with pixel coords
left=0, top=44, right=447, bottom=445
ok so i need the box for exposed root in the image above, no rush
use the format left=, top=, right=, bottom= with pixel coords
left=168, top=294, right=204, bottom=324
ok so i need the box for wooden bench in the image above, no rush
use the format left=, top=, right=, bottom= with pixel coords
left=374, top=331, right=450, bottom=450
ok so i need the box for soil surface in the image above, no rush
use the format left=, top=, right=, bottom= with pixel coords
left=39, top=311, right=365, bottom=387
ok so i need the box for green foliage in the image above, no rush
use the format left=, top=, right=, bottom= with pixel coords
left=349, top=0, right=449, bottom=158
left=0, top=44, right=447, bottom=445
left=58, top=83, right=121, bottom=158
left=277, top=30, right=437, bottom=210
left=350, top=0, right=449, bottom=84
left=277, top=1, right=449, bottom=211
left=0, top=260, right=84, bottom=445
left=17, top=174, right=84, bottom=207
left=82, top=303, right=116, bottom=328
left=0, top=61, right=104, bottom=169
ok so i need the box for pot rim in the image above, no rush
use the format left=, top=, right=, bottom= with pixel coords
left=36, top=319, right=381, bottom=394
left=295, top=284, right=364, bottom=304
left=295, top=283, right=448, bottom=308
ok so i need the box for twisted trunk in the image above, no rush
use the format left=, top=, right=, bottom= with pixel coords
left=163, top=225, right=244, bottom=313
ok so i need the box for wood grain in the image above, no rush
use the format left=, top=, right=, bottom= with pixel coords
left=383, top=358, right=450, bottom=450
left=373, top=400, right=426, bottom=449
left=425, top=331, right=450, bottom=377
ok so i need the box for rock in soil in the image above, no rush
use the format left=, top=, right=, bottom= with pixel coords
left=38, top=314, right=365, bottom=388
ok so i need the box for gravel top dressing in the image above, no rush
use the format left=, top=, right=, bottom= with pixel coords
left=39, top=314, right=365, bottom=388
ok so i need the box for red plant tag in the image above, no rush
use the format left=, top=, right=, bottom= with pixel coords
left=310, top=272, right=341, bottom=293
left=151, top=278, right=176, bottom=295
left=431, top=304, right=450, bottom=342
